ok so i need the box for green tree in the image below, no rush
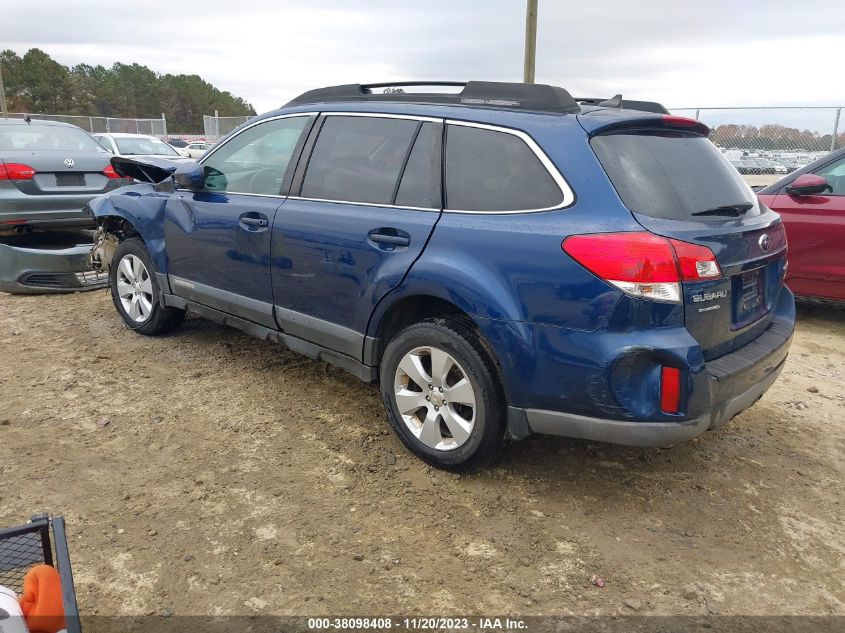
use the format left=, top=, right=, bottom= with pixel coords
left=0, top=48, right=256, bottom=132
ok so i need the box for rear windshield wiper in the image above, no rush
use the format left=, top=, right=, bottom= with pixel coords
left=691, top=203, right=753, bottom=217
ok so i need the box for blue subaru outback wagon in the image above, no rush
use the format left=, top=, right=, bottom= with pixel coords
left=87, top=82, right=794, bottom=469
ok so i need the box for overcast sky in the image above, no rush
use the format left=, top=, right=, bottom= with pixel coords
left=3, top=0, right=844, bottom=115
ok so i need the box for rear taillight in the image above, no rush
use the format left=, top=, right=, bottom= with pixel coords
left=562, top=232, right=721, bottom=303
left=669, top=239, right=722, bottom=280
left=103, top=164, right=121, bottom=179
left=660, top=366, right=681, bottom=414
left=0, top=162, right=36, bottom=180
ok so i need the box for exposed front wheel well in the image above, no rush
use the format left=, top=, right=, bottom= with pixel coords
left=96, top=215, right=140, bottom=242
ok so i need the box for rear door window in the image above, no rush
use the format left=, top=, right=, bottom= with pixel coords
left=300, top=116, right=419, bottom=205
left=445, top=123, right=563, bottom=212
left=591, top=132, right=761, bottom=221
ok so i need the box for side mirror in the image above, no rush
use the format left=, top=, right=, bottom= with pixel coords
left=173, top=161, right=205, bottom=189
left=786, top=173, right=830, bottom=196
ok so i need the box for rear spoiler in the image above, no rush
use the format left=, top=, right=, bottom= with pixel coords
left=575, top=95, right=669, bottom=114
left=111, top=156, right=181, bottom=184
left=578, top=112, right=710, bottom=138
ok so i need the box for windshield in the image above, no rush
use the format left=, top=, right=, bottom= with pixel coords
left=114, top=136, right=180, bottom=156
left=591, top=131, right=761, bottom=221
left=0, top=124, right=107, bottom=152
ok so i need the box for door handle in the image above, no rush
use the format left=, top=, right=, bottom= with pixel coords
left=240, top=215, right=268, bottom=228
left=369, top=230, right=410, bottom=247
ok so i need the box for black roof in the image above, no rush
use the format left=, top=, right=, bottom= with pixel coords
left=286, top=81, right=581, bottom=114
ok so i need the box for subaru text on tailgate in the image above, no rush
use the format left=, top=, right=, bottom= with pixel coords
left=86, top=81, right=794, bottom=469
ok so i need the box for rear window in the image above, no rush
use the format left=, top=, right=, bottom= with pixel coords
left=591, top=132, right=761, bottom=221
left=0, top=124, right=106, bottom=152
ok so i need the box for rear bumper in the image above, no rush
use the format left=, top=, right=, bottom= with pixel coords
left=524, top=352, right=786, bottom=446
left=513, top=290, right=795, bottom=447
left=0, top=233, right=107, bottom=294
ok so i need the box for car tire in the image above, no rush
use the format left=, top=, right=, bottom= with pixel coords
left=380, top=317, right=506, bottom=470
left=109, top=238, right=184, bottom=335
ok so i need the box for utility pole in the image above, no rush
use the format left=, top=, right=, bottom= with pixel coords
left=523, top=0, right=538, bottom=84
left=0, top=61, right=8, bottom=118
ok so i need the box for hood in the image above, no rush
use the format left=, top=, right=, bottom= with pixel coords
left=110, top=155, right=182, bottom=184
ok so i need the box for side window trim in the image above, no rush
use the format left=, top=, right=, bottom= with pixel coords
left=288, top=112, right=443, bottom=212
left=444, top=119, right=575, bottom=214
left=390, top=121, right=423, bottom=205
left=196, top=112, right=317, bottom=198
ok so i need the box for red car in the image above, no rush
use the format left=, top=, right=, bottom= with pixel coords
left=757, top=148, right=845, bottom=302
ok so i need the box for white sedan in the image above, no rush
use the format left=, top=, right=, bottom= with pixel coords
left=185, top=141, right=213, bottom=159
left=94, top=133, right=192, bottom=161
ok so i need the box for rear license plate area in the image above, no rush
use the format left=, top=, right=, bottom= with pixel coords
left=56, top=173, right=85, bottom=186
left=732, top=267, right=767, bottom=329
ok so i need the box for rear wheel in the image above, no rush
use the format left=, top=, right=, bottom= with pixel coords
left=110, top=238, right=184, bottom=335
left=380, top=318, right=506, bottom=470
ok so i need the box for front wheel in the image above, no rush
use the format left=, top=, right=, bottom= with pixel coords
left=380, top=318, right=506, bottom=470
left=110, top=238, right=184, bottom=335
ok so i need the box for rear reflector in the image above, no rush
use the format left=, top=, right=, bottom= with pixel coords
left=660, top=366, right=681, bottom=414
left=562, top=232, right=722, bottom=303
left=0, top=162, right=36, bottom=180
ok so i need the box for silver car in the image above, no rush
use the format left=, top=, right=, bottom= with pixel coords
left=93, top=133, right=192, bottom=161
left=1, top=118, right=129, bottom=233
left=0, top=118, right=132, bottom=292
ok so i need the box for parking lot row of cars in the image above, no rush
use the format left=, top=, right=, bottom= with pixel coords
left=724, top=148, right=827, bottom=175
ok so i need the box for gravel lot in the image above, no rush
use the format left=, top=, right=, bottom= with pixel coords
left=0, top=290, right=843, bottom=617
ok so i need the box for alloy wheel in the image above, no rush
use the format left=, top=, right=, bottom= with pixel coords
left=115, top=254, right=154, bottom=323
left=393, top=346, right=477, bottom=451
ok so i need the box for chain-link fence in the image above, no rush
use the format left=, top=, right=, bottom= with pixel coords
left=3, top=112, right=168, bottom=135
left=203, top=114, right=253, bottom=140
left=672, top=106, right=843, bottom=152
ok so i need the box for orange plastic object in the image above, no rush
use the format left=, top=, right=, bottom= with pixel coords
left=18, top=564, right=66, bottom=633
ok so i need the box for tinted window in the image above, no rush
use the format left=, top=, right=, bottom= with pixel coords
left=592, top=132, right=762, bottom=221
left=815, top=156, right=845, bottom=195
left=202, top=116, right=309, bottom=195
left=0, top=125, right=107, bottom=153
left=301, top=116, right=418, bottom=205
left=445, top=124, right=562, bottom=211
left=395, top=122, right=441, bottom=208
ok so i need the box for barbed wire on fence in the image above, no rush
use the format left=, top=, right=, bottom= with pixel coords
left=3, top=112, right=168, bottom=136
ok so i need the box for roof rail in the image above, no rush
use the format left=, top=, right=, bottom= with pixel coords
left=286, top=81, right=581, bottom=114
left=575, top=96, right=669, bottom=114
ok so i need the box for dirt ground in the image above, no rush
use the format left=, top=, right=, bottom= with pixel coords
left=0, top=289, right=842, bottom=617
